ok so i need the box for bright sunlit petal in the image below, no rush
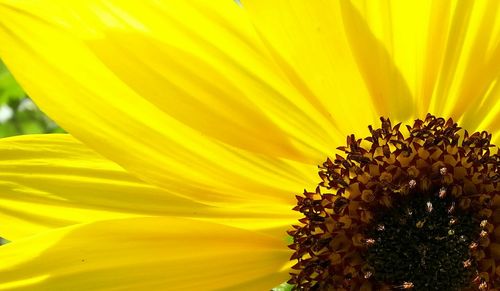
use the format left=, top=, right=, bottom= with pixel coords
left=0, top=134, right=298, bottom=240
left=0, top=217, right=290, bottom=290
left=0, top=0, right=328, bottom=207
left=343, top=0, right=500, bottom=136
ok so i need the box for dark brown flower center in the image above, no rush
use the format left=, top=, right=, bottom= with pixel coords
left=365, top=192, right=479, bottom=290
left=288, top=114, right=499, bottom=290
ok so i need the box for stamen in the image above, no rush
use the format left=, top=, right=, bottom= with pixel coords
left=426, top=201, right=433, bottom=213
left=463, top=259, right=472, bottom=268
left=447, top=202, right=455, bottom=214
left=394, top=281, right=414, bottom=289
left=473, top=275, right=481, bottom=284
left=438, top=187, right=446, bottom=199
left=480, top=230, right=488, bottom=238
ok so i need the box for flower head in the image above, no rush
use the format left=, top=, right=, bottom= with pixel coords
left=290, top=114, right=499, bottom=290
left=0, top=0, right=498, bottom=290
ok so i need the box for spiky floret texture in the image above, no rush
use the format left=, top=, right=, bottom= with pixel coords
left=289, top=114, right=500, bottom=290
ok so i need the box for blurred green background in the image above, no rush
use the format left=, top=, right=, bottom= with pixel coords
left=0, top=59, right=64, bottom=137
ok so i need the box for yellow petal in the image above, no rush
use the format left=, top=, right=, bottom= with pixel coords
left=0, top=134, right=297, bottom=240
left=0, top=0, right=325, bottom=205
left=338, top=1, right=500, bottom=136
left=441, top=1, right=500, bottom=135
left=0, top=133, right=197, bottom=239
left=242, top=0, right=412, bottom=129
left=0, top=217, right=290, bottom=290
left=338, top=0, right=445, bottom=118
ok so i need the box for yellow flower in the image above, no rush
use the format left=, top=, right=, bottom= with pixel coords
left=0, top=0, right=498, bottom=290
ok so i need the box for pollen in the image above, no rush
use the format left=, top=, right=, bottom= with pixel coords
left=288, top=114, right=500, bottom=290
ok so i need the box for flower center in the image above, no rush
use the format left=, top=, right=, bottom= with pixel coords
left=364, top=191, right=479, bottom=290
left=288, top=114, right=498, bottom=290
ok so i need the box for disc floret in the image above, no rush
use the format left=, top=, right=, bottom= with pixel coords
left=288, top=114, right=500, bottom=290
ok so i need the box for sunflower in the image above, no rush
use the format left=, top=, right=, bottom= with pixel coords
left=0, top=0, right=499, bottom=290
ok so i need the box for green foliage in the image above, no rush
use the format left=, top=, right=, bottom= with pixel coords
left=272, top=282, right=294, bottom=291
left=0, top=60, right=64, bottom=137
left=0, top=60, right=25, bottom=103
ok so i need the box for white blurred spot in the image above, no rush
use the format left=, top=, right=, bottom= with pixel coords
left=0, top=105, right=13, bottom=123
left=18, top=98, right=37, bottom=111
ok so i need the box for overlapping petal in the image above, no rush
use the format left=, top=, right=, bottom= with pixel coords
left=0, top=134, right=297, bottom=241
left=0, top=2, right=497, bottom=206
left=0, top=217, right=290, bottom=290
left=0, top=133, right=164, bottom=239
left=340, top=0, right=500, bottom=138
left=242, top=0, right=410, bottom=128
left=244, top=1, right=500, bottom=139
left=0, top=0, right=341, bottom=207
